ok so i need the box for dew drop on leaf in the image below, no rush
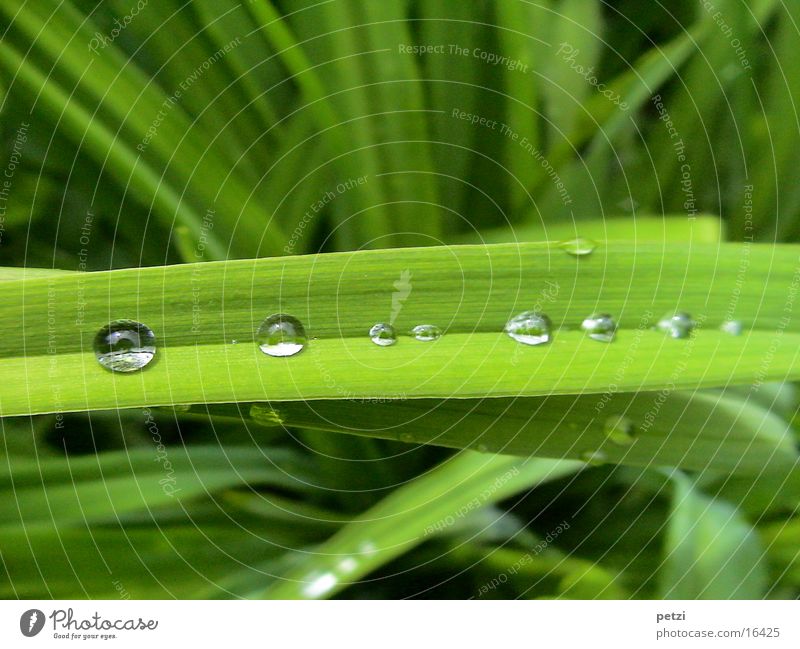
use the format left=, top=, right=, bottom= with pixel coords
left=257, top=314, right=307, bottom=357
left=250, top=404, right=285, bottom=426
left=504, top=311, right=552, bottom=346
left=411, top=324, right=442, bottom=342
left=581, top=313, right=617, bottom=343
left=657, top=312, right=694, bottom=339
left=721, top=319, right=743, bottom=336
left=559, top=237, right=597, bottom=257
left=580, top=449, right=608, bottom=466
left=369, top=323, right=397, bottom=346
left=93, top=319, right=156, bottom=373
left=604, top=415, right=636, bottom=446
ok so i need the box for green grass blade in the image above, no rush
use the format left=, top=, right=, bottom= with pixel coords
left=659, top=472, right=768, bottom=598
left=246, top=388, right=797, bottom=474
left=0, top=41, right=228, bottom=260
left=260, top=452, right=581, bottom=598
left=1, top=242, right=799, bottom=417
left=457, top=215, right=723, bottom=244
left=0, top=446, right=311, bottom=530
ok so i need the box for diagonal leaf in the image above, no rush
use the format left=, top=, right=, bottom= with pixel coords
left=659, top=472, right=768, bottom=598
left=260, top=451, right=581, bottom=599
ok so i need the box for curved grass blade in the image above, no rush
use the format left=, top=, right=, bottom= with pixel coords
left=0, top=446, right=312, bottom=531
left=0, top=1, right=284, bottom=257
left=658, top=472, right=768, bottom=598
left=0, top=41, right=227, bottom=260
left=260, top=452, right=581, bottom=599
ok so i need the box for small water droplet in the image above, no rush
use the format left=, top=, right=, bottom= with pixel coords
left=337, top=557, right=358, bottom=573
left=249, top=404, right=285, bottom=426
left=560, top=237, right=597, bottom=257
left=581, top=313, right=617, bottom=343
left=604, top=415, right=636, bottom=445
left=369, top=323, right=397, bottom=346
left=399, top=432, right=414, bottom=443
left=257, top=314, right=306, bottom=357
left=360, top=541, right=377, bottom=554
left=231, top=339, right=238, bottom=345
left=657, top=312, right=694, bottom=339
left=93, top=320, right=156, bottom=372
left=504, top=311, right=552, bottom=346
left=476, top=443, right=489, bottom=453
left=721, top=320, right=743, bottom=336
left=580, top=450, right=608, bottom=466
left=411, top=324, right=442, bottom=342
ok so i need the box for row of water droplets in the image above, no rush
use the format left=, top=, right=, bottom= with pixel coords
left=92, top=239, right=741, bottom=372
left=93, top=309, right=741, bottom=373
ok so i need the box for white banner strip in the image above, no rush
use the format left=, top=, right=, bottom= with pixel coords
left=0, top=600, right=797, bottom=647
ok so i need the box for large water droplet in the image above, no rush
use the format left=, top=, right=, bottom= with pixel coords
left=581, top=313, right=617, bottom=343
left=302, top=572, right=338, bottom=599
left=257, top=314, right=306, bottom=357
left=504, top=311, right=552, bottom=346
left=604, top=415, right=636, bottom=446
left=93, top=320, right=156, bottom=373
left=721, top=319, right=743, bottom=336
left=560, top=237, right=597, bottom=257
left=369, top=323, right=397, bottom=346
left=411, top=324, right=441, bottom=342
left=657, top=312, right=694, bottom=339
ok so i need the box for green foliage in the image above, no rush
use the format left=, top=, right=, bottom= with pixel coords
left=1, top=0, right=799, bottom=600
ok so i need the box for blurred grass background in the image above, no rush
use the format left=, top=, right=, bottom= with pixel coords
left=1, top=0, right=799, bottom=599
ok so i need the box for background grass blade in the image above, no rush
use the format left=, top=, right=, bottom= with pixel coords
left=244, top=388, right=798, bottom=474
left=260, top=452, right=582, bottom=599
left=658, top=472, right=768, bottom=598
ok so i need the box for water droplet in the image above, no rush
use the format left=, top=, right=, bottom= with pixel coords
left=257, top=314, right=306, bottom=357
left=560, top=237, right=597, bottom=257
left=581, top=313, right=617, bottom=343
left=721, top=319, right=743, bottom=336
left=657, top=312, right=694, bottom=339
left=303, top=572, right=338, bottom=599
left=171, top=404, right=191, bottom=413
left=399, top=432, right=414, bottom=443
left=604, top=415, right=636, bottom=446
left=359, top=541, right=377, bottom=555
left=580, top=450, right=608, bottom=466
left=411, top=324, right=442, bottom=342
left=504, top=311, right=552, bottom=346
left=93, top=320, right=156, bottom=372
left=476, top=443, right=489, bottom=453
left=250, top=404, right=285, bottom=426
left=231, top=339, right=238, bottom=345
left=337, top=557, right=358, bottom=573
left=369, top=323, right=397, bottom=346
